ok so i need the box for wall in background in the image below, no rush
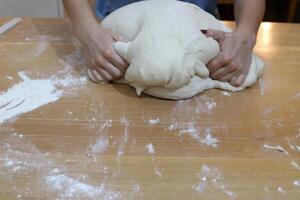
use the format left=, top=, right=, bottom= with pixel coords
left=0, top=0, right=63, bottom=17
left=218, top=0, right=300, bottom=23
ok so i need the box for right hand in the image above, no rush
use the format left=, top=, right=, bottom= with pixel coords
left=81, top=27, right=129, bottom=82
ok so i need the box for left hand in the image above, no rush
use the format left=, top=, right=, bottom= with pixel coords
left=202, top=29, right=256, bottom=87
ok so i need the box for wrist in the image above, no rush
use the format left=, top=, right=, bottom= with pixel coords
left=235, top=26, right=257, bottom=48
left=75, top=19, right=99, bottom=42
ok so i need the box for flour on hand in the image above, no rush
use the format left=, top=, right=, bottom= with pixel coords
left=88, top=0, right=264, bottom=100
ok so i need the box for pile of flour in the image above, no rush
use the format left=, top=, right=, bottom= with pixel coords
left=0, top=67, right=86, bottom=124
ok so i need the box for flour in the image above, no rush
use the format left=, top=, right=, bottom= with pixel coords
left=259, top=77, right=265, bottom=96
left=146, top=143, right=155, bottom=154
left=46, top=174, right=120, bottom=200
left=32, top=38, right=49, bottom=58
left=0, top=71, right=62, bottom=123
left=154, top=166, right=162, bottom=178
left=263, top=144, right=289, bottom=155
left=291, top=161, right=300, bottom=170
left=172, top=122, right=218, bottom=148
left=294, top=180, right=300, bottom=187
left=128, top=184, right=143, bottom=199
left=277, top=186, right=286, bottom=194
left=0, top=131, right=122, bottom=199
left=6, top=75, right=14, bottom=80
left=90, top=137, right=109, bottom=155
left=285, top=134, right=300, bottom=152
left=0, top=66, right=87, bottom=124
left=222, top=91, right=231, bottom=96
left=86, top=120, right=113, bottom=159
left=117, top=117, right=129, bottom=157
left=174, top=95, right=217, bottom=115
left=193, top=165, right=236, bottom=198
left=148, top=118, right=160, bottom=125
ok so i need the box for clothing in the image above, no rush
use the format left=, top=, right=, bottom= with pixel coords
left=95, top=0, right=218, bottom=19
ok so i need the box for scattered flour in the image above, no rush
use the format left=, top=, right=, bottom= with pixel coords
left=175, top=95, right=217, bottom=115
left=154, top=166, right=162, bottom=178
left=193, top=165, right=236, bottom=198
left=148, top=118, right=160, bottom=125
left=0, top=71, right=62, bottom=123
left=198, top=95, right=217, bottom=111
left=32, top=38, right=49, bottom=58
left=285, top=134, right=300, bottom=152
left=146, top=143, right=155, bottom=154
left=259, top=77, right=265, bottom=96
left=293, top=179, right=300, bottom=187
left=291, top=161, right=300, bottom=170
left=222, top=91, right=231, bottom=96
left=277, top=186, right=286, bottom=194
left=87, top=120, right=113, bottom=159
left=0, top=131, right=122, bottom=199
left=170, top=122, right=218, bottom=148
left=263, top=144, right=289, bottom=155
left=117, top=117, right=129, bottom=157
left=46, top=174, right=120, bottom=200
left=128, top=184, right=143, bottom=199
left=6, top=75, right=14, bottom=80
left=0, top=66, right=87, bottom=123
left=90, top=137, right=109, bottom=155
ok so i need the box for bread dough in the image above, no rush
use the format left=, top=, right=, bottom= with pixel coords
left=88, top=0, right=264, bottom=100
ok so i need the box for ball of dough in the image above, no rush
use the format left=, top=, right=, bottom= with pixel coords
left=88, top=0, right=264, bottom=100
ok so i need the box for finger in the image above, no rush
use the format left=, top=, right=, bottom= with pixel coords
left=219, top=71, right=239, bottom=82
left=211, top=66, right=232, bottom=80
left=96, top=56, right=123, bottom=78
left=90, top=69, right=105, bottom=82
left=112, top=33, right=128, bottom=42
left=230, top=74, right=246, bottom=87
left=95, top=67, right=113, bottom=82
left=207, top=52, right=228, bottom=74
left=206, top=29, right=226, bottom=43
left=103, top=49, right=128, bottom=72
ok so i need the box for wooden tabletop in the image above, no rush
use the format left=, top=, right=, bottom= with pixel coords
left=0, top=18, right=299, bottom=200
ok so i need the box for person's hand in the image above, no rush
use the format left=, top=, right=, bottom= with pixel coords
left=80, top=26, right=129, bottom=82
left=202, top=29, right=256, bottom=87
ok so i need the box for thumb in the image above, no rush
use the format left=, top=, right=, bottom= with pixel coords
left=201, top=29, right=226, bottom=44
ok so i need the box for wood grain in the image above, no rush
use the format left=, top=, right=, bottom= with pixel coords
left=0, top=18, right=299, bottom=200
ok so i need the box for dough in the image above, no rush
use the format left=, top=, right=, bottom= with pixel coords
left=88, top=0, right=264, bottom=100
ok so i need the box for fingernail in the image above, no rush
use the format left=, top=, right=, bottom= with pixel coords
left=201, top=29, right=207, bottom=34
left=234, top=75, right=245, bottom=86
left=237, top=75, right=245, bottom=84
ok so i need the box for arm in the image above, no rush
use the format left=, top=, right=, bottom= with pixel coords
left=206, top=0, right=265, bottom=87
left=234, top=0, right=265, bottom=45
left=63, top=0, right=128, bottom=82
left=63, top=0, right=98, bottom=37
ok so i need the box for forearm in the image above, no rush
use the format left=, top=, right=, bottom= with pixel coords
left=62, top=0, right=98, bottom=38
left=234, top=0, right=265, bottom=42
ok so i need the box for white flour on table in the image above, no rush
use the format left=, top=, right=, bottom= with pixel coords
left=0, top=66, right=86, bottom=124
left=193, top=165, right=236, bottom=199
left=0, top=71, right=62, bottom=123
left=168, top=122, right=218, bottom=148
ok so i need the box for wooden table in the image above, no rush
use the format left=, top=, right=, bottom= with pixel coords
left=0, top=18, right=299, bottom=200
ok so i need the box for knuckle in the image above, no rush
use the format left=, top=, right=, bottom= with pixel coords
left=115, top=70, right=122, bottom=78
left=89, top=59, right=98, bottom=69
left=96, top=57, right=106, bottom=67
left=229, top=62, right=239, bottom=71
left=103, top=49, right=113, bottom=59
left=223, top=54, right=233, bottom=63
